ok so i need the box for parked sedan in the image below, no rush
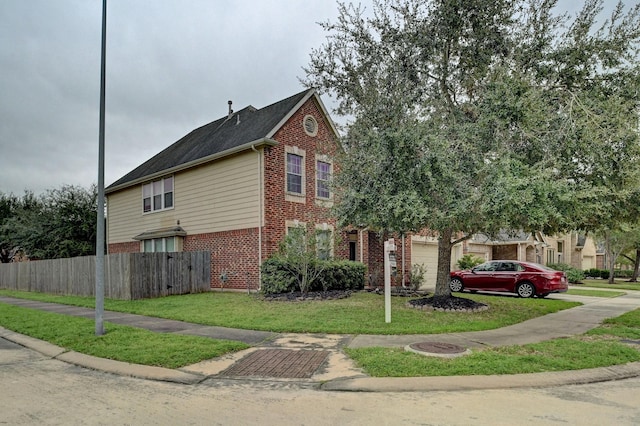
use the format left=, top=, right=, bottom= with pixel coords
left=449, top=260, right=568, bottom=298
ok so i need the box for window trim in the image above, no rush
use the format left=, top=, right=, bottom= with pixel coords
left=141, top=236, right=178, bottom=253
left=285, top=146, right=306, bottom=203
left=142, top=176, right=174, bottom=214
left=315, top=156, right=332, bottom=200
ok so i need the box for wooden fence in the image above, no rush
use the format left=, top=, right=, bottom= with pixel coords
left=0, top=251, right=211, bottom=300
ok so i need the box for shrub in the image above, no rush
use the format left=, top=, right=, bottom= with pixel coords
left=601, top=269, right=610, bottom=280
left=260, top=257, right=365, bottom=295
left=457, top=254, right=484, bottom=270
left=547, top=263, right=571, bottom=271
left=316, top=260, right=366, bottom=292
left=615, top=269, right=634, bottom=278
left=548, top=263, right=584, bottom=283
left=585, top=268, right=602, bottom=278
left=565, top=268, right=585, bottom=284
left=260, top=257, right=297, bottom=294
left=407, top=263, right=427, bottom=290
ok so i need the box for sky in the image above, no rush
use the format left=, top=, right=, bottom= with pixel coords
left=0, top=0, right=614, bottom=195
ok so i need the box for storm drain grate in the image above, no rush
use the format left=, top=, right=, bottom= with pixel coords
left=220, top=349, right=330, bottom=379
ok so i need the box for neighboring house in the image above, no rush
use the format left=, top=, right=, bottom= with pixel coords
left=106, top=89, right=383, bottom=290
left=459, top=231, right=597, bottom=270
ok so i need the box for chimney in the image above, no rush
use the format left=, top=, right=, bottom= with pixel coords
left=228, top=100, right=233, bottom=118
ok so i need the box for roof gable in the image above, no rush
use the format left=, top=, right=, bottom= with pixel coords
left=107, top=89, right=326, bottom=192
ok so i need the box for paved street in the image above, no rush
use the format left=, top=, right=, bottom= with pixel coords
left=2, top=339, right=640, bottom=425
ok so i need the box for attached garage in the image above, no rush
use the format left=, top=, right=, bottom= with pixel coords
left=410, top=237, right=439, bottom=289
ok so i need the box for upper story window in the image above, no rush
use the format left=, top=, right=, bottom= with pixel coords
left=303, top=115, right=318, bottom=137
left=287, top=153, right=303, bottom=195
left=143, top=176, right=173, bottom=213
left=316, top=160, right=331, bottom=199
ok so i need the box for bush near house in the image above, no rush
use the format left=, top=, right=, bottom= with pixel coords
left=456, top=254, right=484, bottom=270
left=260, top=257, right=365, bottom=294
left=548, top=263, right=585, bottom=284
left=584, top=268, right=611, bottom=280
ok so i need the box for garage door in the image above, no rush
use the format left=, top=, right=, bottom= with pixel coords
left=411, top=240, right=439, bottom=289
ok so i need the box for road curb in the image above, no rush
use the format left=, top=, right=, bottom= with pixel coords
left=0, top=326, right=204, bottom=385
left=4, top=325, right=640, bottom=391
left=321, top=362, right=640, bottom=392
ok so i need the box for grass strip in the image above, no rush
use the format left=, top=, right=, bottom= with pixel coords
left=0, top=290, right=580, bottom=335
left=0, top=303, right=249, bottom=368
left=567, top=288, right=625, bottom=298
left=346, top=308, right=640, bottom=377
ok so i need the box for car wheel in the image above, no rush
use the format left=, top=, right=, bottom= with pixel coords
left=516, top=282, right=535, bottom=298
left=450, top=277, right=464, bottom=292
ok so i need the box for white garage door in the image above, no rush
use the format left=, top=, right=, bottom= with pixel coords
left=411, top=241, right=439, bottom=289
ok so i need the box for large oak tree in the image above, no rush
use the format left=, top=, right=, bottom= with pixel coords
left=304, top=0, right=640, bottom=298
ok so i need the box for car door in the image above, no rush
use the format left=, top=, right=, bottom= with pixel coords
left=464, top=261, right=499, bottom=289
left=492, top=262, right=518, bottom=291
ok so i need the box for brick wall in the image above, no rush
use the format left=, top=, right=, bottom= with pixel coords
left=262, top=96, right=349, bottom=260
left=108, top=241, right=140, bottom=254
left=184, top=228, right=260, bottom=290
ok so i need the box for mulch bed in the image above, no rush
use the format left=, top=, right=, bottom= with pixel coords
left=406, top=295, right=489, bottom=312
left=261, top=290, right=353, bottom=301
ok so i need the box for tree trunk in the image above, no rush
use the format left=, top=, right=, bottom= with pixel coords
left=434, top=228, right=454, bottom=298
left=630, top=249, right=640, bottom=282
left=608, top=255, right=616, bottom=284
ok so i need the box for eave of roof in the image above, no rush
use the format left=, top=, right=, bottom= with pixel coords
left=105, top=138, right=277, bottom=194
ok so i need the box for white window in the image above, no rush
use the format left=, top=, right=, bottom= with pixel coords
left=142, top=237, right=176, bottom=253
left=285, top=146, right=306, bottom=203
left=143, top=176, right=174, bottom=213
left=287, top=153, right=303, bottom=194
left=316, top=160, right=331, bottom=199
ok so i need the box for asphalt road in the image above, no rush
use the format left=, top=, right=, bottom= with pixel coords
left=2, top=338, right=639, bottom=425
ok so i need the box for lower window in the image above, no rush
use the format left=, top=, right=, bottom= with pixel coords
left=142, top=237, right=176, bottom=253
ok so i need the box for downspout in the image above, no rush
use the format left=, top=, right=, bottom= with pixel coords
left=251, top=145, right=263, bottom=291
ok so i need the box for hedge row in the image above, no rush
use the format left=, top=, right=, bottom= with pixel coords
left=260, top=257, right=366, bottom=294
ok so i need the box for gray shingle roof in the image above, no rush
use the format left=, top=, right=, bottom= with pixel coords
left=106, top=89, right=314, bottom=192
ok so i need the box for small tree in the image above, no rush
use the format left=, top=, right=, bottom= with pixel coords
left=276, top=225, right=333, bottom=294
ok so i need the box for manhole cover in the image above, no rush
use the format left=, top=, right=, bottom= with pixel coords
left=405, top=342, right=471, bottom=358
left=220, top=349, right=330, bottom=379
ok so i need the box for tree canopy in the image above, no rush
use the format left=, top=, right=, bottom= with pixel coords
left=0, top=185, right=98, bottom=261
left=304, top=0, right=640, bottom=297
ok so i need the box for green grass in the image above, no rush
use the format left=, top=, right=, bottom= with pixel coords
left=1, top=289, right=637, bottom=375
left=0, top=290, right=580, bottom=335
left=346, top=308, right=640, bottom=377
left=0, top=303, right=249, bottom=368
left=579, top=279, right=640, bottom=291
left=567, top=288, right=626, bottom=298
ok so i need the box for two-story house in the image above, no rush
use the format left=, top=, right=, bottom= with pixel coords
left=105, top=89, right=383, bottom=290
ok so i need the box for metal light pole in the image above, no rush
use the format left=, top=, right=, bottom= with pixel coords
left=95, top=0, right=107, bottom=336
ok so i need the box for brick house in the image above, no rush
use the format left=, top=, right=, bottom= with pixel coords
left=105, top=89, right=384, bottom=290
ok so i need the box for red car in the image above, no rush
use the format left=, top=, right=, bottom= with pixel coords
left=449, top=260, right=568, bottom=298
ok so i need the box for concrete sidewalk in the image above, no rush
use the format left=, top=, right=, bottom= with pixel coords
left=1, top=289, right=640, bottom=391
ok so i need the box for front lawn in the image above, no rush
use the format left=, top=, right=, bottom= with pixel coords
left=0, top=290, right=580, bottom=335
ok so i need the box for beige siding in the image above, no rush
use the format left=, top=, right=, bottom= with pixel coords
left=107, top=152, right=261, bottom=244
